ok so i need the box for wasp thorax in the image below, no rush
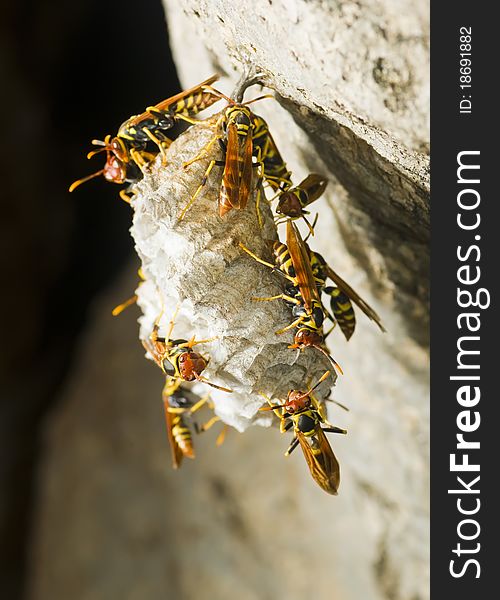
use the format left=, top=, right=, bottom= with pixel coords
left=156, top=114, right=175, bottom=129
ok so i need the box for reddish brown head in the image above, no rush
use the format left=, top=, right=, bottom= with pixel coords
left=276, top=191, right=303, bottom=218
left=103, top=153, right=127, bottom=184
left=177, top=351, right=208, bottom=381
left=69, top=136, right=129, bottom=191
left=284, top=389, right=312, bottom=414
left=292, top=328, right=323, bottom=349
left=290, top=329, right=343, bottom=376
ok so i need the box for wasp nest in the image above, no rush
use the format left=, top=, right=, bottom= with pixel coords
left=130, top=119, right=335, bottom=432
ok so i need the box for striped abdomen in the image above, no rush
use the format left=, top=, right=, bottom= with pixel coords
left=171, top=89, right=219, bottom=117
left=273, top=241, right=296, bottom=279
left=252, top=115, right=291, bottom=190
left=171, top=413, right=195, bottom=458
left=326, top=286, right=356, bottom=341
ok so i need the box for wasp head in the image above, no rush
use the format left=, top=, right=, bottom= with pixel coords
left=276, top=191, right=303, bottom=218
left=292, top=327, right=323, bottom=349
left=177, top=350, right=208, bottom=382
left=285, top=389, right=311, bottom=414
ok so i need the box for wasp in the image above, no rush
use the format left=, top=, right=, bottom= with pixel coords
left=69, top=75, right=222, bottom=201
left=142, top=306, right=232, bottom=394
left=260, top=371, right=346, bottom=495
left=179, top=87, right=292, bottom=221
left=274, top=173, right=328, bottom=234
left=161, top=385, right=227, bottom=469
left=239, top=221, right=342, bottom=374
left=251, top=115, right=292, bottom=192
left=306, top=241, right=386, bottom=340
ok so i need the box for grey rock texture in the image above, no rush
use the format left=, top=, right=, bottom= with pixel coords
left=27, top=2, right=429, bottom=600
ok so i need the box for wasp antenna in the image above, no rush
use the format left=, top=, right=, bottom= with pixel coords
left=86, top=147, right=109, bottom=160
left=242, top=93, right=274, bottom=107
left=200, top=85, right=234, bottom=105
left=258, top=403, right=286, bottom=412
left=324, top=397, right=350, bottom=412
left=69, top=169, right=105, bottom=192
left=111, top=294, right=138, bottom=317
left=314, top=345, right=344, bottom=376
left=194, top=373, right=232, bottom=393
left=297, top=370, right=331, bottom=400
left=91, top=139, right=107, bottom=146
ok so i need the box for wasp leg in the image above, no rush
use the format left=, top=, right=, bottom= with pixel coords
left=119, top=189, right=133, bottom=204
left=275, top=316, right=304, bottom=335
left=143, top=129, right=170, bottom=163
left=238, top=243, right=296, bottom=284
left=187, top=394, right=211, bottom=416
left=196, top=415, right=220, bottom=432
left=183, top=131, right=222, bottom=168
left=280, top=419, right=294, bottom=434
left=323, top=426, right=347, bottom=435
left=251, top=293, right=300, bottom=305
left=285, top=436, right=300, bottom=456
left=178, top=159, right=225, bottom=221
left=252, top=146, right=266, bottom=227
left=151, top=304, right=179, bottom=345
left=215, top=425, right=228, bottom=447
left=178, top=336, right=218, bottom=350
left=129, top=148, right=150, bottom=172
left=112, top=294, right=138, bottom=317
left=322, top=320, right=337, bottom=340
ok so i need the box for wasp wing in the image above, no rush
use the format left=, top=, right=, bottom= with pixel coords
left=296, top=173, right=328, bottom=206
left=296, top=428, right=340, bottom=495
left=259, top=127, right=290, bottom=192
left=162, top=382, right=184, bottom=469
left=325, top=265, right=386, bottom=332
left=220, top=122, right=253, bottom=215
left=129, top=74, right=221, bottom=127
left=286, top=220, right=321, bottom=312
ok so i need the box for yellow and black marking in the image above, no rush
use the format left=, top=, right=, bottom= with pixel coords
left=306, top=243, right=385, bottom=338
left=238, top=240, right=327, bottom=339
left=275, top=174, right=327, bottom=219
left=162, top=385, right=226, bottom=469
left=118, top=74, right=222, bottom=153
left=180, top=94, right=290, bottom=223
left=259, top=374, right=347, bottom=495
left=252, top=114, right=292, bottom=191
left=70, top=75, right=222, bottom=198
left=324, top=286, right=356, bottom=341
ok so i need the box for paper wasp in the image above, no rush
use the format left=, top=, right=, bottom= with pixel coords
left=161, top=384, right=226, bottom=469
left=260, top=371, right=346, bottom=495
left=274, top=173, right=328, bottom=233
left=142, top=306, right=232, bottom=393
left=180, top=87, right=293, bottom=221
left=306, top=241, right=386, bottom=340
left=239, top=221, right=342, bottom=374
left=69, top=74, right=222, bottom=201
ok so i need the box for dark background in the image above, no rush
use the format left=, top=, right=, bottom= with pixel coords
left=0, top=1, right=178, bottom=596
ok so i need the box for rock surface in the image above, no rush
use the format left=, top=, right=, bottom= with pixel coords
left=28, top=1, right=429, bottom=600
